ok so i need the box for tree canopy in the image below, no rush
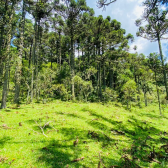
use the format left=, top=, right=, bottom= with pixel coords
left=0, top=0, right=167, bottom=114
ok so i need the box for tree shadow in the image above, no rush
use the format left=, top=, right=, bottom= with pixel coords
left=81, top=107, right=121, bottom=126
left=2, top=104, right=166, bottom=167
left=0, top=136, right=12, bottom=148
left=139, top=112, right=168, bottom=120
left=56, top=111, right=86, bottom=120
left=81, top=106, right=168, bottom=167
left=117, top=117, right=168, bottom=167
left=59, top=127, right=88, bottom=140
left=38, top=139, right=83, bottom=168
left=87, top=120, right=109, bottom=131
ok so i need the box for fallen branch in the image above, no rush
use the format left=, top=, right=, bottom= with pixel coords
left=151, top=158, right=161, bottom=164
left=121, top=155, right=141, bottom=168
left=34, top=119, right=58, bottom=137
left=71, top=157, right=84, bottom=162
left=1, top=124, right=11, bottom=129
left=92, top=118, right=99, bottom=121
left=34, top=120, right=49, bottom=137
left=98, top=153, right=106, bottom=168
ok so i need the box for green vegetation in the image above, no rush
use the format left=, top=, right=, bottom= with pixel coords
left=0, top=100, right=168, bottom=167
left=0, top=0, right=168, bottom=111
left=1, top=0, right=168, bottom=167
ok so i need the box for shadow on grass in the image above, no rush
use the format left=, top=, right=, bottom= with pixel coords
left=87, top=120, right=109, bottom=131
left=59, top=127, right=89, bottom=141
left=139, top=112, right=168, bottom=120
left=13, top=105, right=168, bottom=167
left=38, top=140, right=83, bottom=168
left=56, top=111, right=86, bottom=120
left=81, top=107, right=121, bottom=126
left=26, top=119, right=36, bottom=124
left=0, top=136, right=12, bottom=148
left=81, top=107, right=168, bottom=167
left=116, top=117, right=168, bottom=167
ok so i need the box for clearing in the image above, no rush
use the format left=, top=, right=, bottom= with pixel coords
left=0, top=101, right=168, bottom=168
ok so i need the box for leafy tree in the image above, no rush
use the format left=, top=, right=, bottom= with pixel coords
left=97, top=0, right=117, bottom=9
left=1, top=0, right=167, bottom=110
left=121, top=79, right=137, bottom=109
left=136, top=6, right=168, bottom=99
left=1, top=0, right=18, bottom=109
left=143, top=0, right=168, bottom=13
left=14, top=0, right=26, bottom=104
left=28, top=0, right=54, bottom=102
left=148, top=53, right=162, bottom=114
left=58, top=0, right=91, bottom=100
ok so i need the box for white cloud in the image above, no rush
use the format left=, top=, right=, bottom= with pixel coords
left=126, top=0, right=136, bottom=2
left=111, top=7, right=123, bottom=16
left=133, top=5, right=144, bottom=19
left=129, top=38, right=158, bottom=55
left=161, top=5, right=166, bottom=11
left=86, top=0, right=168, bottom=60
left=126, top=0, right=143, bottom=3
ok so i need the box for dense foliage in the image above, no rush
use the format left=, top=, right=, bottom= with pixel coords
left=0, top=0, right=168, bottom=113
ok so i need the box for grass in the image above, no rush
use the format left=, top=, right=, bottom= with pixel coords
left=0, top=100, right=168, bottom=168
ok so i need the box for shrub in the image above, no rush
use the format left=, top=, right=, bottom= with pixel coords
left=102, top=87, right=118, bottom=102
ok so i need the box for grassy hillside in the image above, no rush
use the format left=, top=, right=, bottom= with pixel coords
left=0, top=101, right=168, bottom=168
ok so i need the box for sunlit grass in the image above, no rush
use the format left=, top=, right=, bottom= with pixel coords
left=0, top=100, right=168, bottom=167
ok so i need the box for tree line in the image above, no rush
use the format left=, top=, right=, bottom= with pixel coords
left=0, top=0, right=168, bottom=114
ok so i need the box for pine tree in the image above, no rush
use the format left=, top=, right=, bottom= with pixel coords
left=14, top=0, right=26, bottom=104
left=136, top=6, right=168, bottom=98
left=1, top=0, right=17, bottom=108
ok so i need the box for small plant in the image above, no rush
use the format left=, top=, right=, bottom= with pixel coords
left=36, top=67, right=56, bottom=101
left=121, top=79, right=137, bottom=109
left=72, top=75, right=93, bottom=101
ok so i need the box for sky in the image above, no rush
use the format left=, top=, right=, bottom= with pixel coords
left=86, top=0, right=168, bottom=61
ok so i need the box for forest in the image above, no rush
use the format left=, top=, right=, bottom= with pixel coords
left=0, top=0, right=168, bottom=111
left=0, top=0, right=168, bottom=167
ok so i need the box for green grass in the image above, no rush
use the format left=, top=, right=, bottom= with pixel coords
left=0, top=100, right=168, bottom=168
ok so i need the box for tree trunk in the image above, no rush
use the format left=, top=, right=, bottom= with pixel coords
left=70, top=29, right=75, bottom=100
left=144, top=84, right=147, bottom=106
left=137, top=75, right=140, bottom=107
left=0, top=1, right=7, bottom=86
left=29, top=42, right=33, bottom=69
left=35, top=21, right=41, bottom=99
left=31, top=68, right=34, bottom=102
left=99, top=62, right=102, bottom=101
left=50, top=52, right=52, bottom=70
left=59, top=30, right=61, bottom=70
left=78, top=42, right=80, bottom=71
left=1, top=12, right=13, bottom=109
left=155, top=71, right=161, bottom=115
left=31, top=17, right=38, bottom=102
left=157, top=34, right=168, bottom=98
left=0, top=27, right=4, bottom=84
left=87, top=45, right=90, bottom=68
left=14, top=0, right=26, bottom=104
left=103, top=60, right=106, bottom=90
left=96, top=61, right=99, bottom=96
left=102, top=43, right=106, bottom=90
left=109, top=63, right=114, bottom=89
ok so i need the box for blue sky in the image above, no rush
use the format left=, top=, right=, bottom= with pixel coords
left=86, top=0, right=168, bottom=61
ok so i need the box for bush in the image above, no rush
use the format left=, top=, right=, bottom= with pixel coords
left=72, top=75, right=93, bottom=101
left=52, top=84, right=69, bottom=101
left=102, top=88, right=118, bottom=102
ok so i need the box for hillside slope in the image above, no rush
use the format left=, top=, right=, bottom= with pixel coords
left=0, top=101, right=168, bottom=168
